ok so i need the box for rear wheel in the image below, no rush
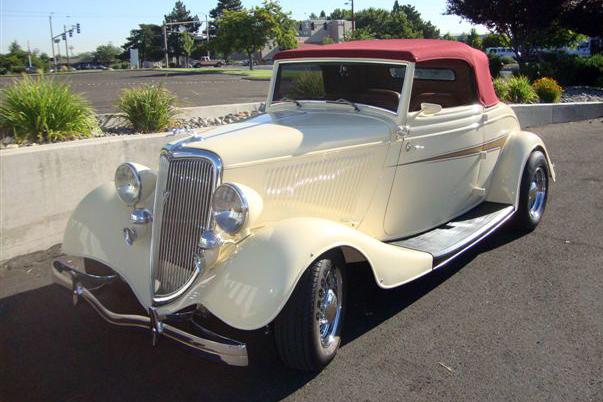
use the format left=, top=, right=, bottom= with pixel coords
left=515, top=150, right=549, bottom=231
left=274, top=252, right=345, bottom=371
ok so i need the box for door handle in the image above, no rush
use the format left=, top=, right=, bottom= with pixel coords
left=405, top=142, right=425, bottom=152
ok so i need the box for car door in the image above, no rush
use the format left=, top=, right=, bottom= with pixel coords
left=383, top=60, right=489, bottom=239
left=384, top=105, right=485, bottom=238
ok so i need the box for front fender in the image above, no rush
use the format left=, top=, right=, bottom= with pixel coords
left=62, top=182, right=154, bottom=308
left=487, top=130, right=556, bottom=206
left=158, top=217, right=432, bottom=331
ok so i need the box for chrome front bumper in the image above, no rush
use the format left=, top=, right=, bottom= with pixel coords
left=51, top=256, right=248, bottom=366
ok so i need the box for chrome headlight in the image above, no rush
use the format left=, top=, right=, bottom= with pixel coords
left=212, top=183, right=248, bottom=235
left=115, top=163, right=142, bottom=206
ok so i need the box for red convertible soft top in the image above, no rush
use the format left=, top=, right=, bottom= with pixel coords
left=274, top=39, right=499, bottom=107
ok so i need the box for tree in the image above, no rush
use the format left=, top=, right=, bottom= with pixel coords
left=77, top=52, right=95, bottom=63
left=122, top=24, right=164, bottom=62
left=216, top=2, right=297, bottom=70
left=329, top=8, right=351, bottom=20
left=482, top=33, right=510, bottom=49
left=164, top=1, right=201, bottom=64
left=333, top=5, right=439, bottom=39
left=392, top=1, right=401, bottom=13
left=94, top=43, right=121, bottom=65
left=559, top=0, right=603, bottom=37
left=209, top=0, right=243, bottom=19
left=442, top=32, right=456, bottom=41
left=182, top=32, right=194, bottom=66
left=445, top=0, right=587, bottom=62
left=209, top=0, right=244, bottom=58
left=465, top=28, right=483, bottom=49
left=263, top=1, right=298, bottom=50
left=320, top=10, right=326, bottom=18
left=309, top=12, right=318, bottom=19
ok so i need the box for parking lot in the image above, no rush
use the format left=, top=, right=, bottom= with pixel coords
left=0, top=120, right=602, bottom=401
left=0, top=70, right=270, bottom=113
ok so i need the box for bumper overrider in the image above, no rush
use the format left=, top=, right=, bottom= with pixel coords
left=51, top=256, right=248, bottom=366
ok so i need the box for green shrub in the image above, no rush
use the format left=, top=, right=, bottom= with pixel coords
left=501, top=56, right=516, bottom=65
left=488, top=54, right=504, bottom=78
left=521, top=53, right=603, bottom=86
left=506, top=75, right=539, bottom=103
left=532, top=77, right=562, bottom=103
left=0, top=74, right=97, bottom=142
left=493, top=77, right=510, bottom=101
left=117, top=84, right=177, bottom=133
left=288, top=71, right=325, bottom=99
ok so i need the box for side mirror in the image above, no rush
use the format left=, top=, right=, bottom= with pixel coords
left=420, top=102, right=442, bottom=115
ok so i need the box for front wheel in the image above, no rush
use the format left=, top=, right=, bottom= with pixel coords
left=274, top=252, right=346, bottom=371
left=515, top=150, right=549, bottom=232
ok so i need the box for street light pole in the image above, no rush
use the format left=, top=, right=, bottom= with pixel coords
left=49, top=14, right=57, bottom=70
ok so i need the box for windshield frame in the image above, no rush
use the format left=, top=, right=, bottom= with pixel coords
left=266, top=58, right=413, bottom=121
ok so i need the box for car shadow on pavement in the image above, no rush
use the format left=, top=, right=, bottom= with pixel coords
left=0, top=224, right=527, bottom=402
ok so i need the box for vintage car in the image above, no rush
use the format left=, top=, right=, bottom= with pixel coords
left=52, top=39, right=554, bottom=371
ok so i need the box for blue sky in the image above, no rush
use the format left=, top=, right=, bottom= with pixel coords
left=0, top=0, right=487, bottom=54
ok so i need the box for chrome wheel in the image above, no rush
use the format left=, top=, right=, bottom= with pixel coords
left=528, top=167, right=547, bottom=220
left=317, top=265, right=343, bottom=348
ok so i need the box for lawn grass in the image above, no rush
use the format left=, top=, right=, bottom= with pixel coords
left=157, top=67, right=273, bottom=80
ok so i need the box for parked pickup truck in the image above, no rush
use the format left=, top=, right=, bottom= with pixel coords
left=193, top=56, right=224, bottom=68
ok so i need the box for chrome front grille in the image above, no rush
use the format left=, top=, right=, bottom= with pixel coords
left=151, top=150, right=220, bottom=302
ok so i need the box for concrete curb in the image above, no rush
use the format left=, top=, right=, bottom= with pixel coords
left=1, top=101, right=602, bottom=261
left=511, top=102, right=603, bottom=128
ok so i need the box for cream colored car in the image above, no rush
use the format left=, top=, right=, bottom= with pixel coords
left=52, top=40, right=554, bottom=371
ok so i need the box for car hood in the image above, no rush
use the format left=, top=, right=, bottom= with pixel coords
left=177, top=110, right=395, bottom=168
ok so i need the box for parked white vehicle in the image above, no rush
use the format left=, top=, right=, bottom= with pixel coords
left=52, top=39, right=554, bottom=371
left=485, top=47, right=517, bottom=59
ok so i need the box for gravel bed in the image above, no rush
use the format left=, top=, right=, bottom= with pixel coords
left=561, top=86, right=603, bottom=103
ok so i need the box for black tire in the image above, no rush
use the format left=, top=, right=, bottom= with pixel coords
left=514, top=150, right=549, bottom=232
left=273, top=252, right=346, bottom=371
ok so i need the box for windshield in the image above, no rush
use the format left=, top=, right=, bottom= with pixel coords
left=273, top=62, right=406, bottom=112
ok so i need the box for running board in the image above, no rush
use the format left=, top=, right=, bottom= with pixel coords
left=388, top=202, right=515, bottom=269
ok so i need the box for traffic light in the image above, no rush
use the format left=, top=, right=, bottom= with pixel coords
left=62, top=33, right=66, bottom=40
left=69, top=30, right=73, bottom=37
left=76, top=23, right=80, bottom=34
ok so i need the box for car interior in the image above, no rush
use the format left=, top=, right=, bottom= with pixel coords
left=409, top=59, right=479, bottom=112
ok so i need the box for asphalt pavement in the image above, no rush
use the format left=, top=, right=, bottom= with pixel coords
left=0, top=119, right=602, bottom=401
left=0, top=70, right=270, bottom=113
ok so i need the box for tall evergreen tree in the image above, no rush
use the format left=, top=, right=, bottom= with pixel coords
left=122, top=24, right=164, bottom=62
left=164, top=1, right=201, bottom=64
left=210, top=0, right=243, bottom=19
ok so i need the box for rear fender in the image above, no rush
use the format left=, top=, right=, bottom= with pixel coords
left=157, top=217, right=432, bottom=331
left=487, top=130, right=555, bottom=207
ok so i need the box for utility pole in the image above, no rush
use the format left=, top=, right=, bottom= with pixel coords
left=49, top=14, right=57, bottom=70
left=162, top=20, right=198, bottom=68
left=205, top=15, right=210, bottom=58
left=27, top=41, right=32, bottom=68
left=64, top=25, right=70, bottom=67
left=351, top=0, right=355, bottom=32
left=163, top=24, right=169, bottom=68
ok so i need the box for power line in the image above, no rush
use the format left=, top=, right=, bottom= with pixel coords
left=2, top=10, right=164, bottom=18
